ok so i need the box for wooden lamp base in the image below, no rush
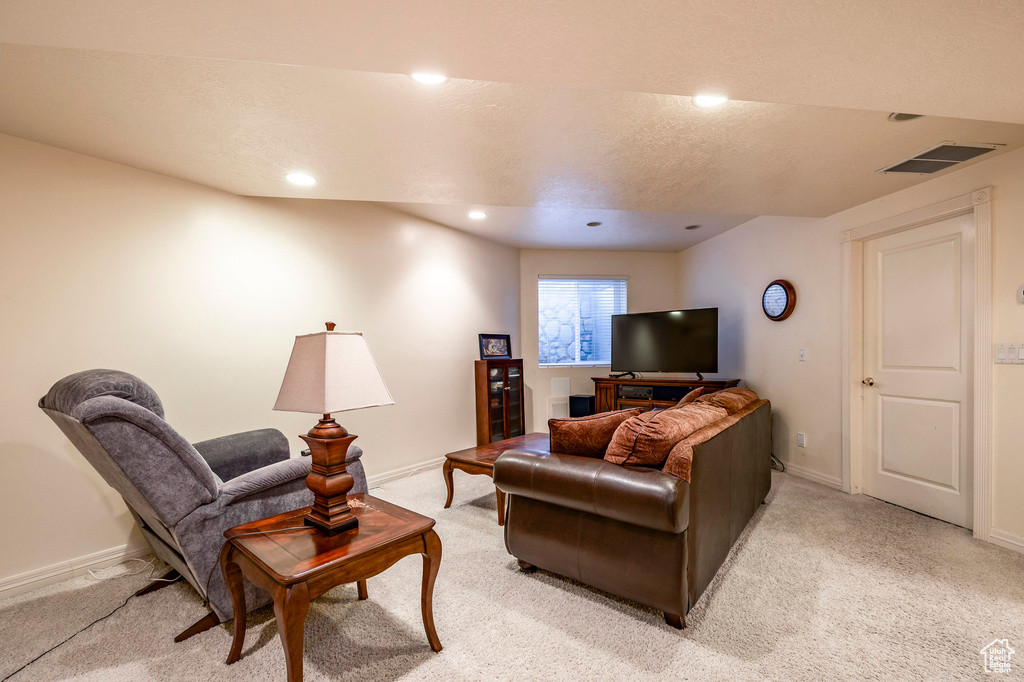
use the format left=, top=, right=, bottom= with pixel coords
left=300, top=414, right=359, bottom=535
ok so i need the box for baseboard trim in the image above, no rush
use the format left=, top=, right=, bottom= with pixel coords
left=0, top=542, right=151, bottom=599
left=988, top=528, right=1024, bottom=555
left=784, top=463, right=843, bottom=490
left=367, top=456, right=446, bottom=489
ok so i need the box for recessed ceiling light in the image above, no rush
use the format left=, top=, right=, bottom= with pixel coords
left=468, top=210, right=487, bottom=220
left=285, top=172, right=316, bottom=186
left=411, top=72, right=448, bottom=85
left=685, top=224, right=702, bottom=230
left=587, top=222, right=602, bottom=227
left=693, top=94, right=728, bottom=108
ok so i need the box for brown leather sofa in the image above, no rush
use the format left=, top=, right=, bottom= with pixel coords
left=492, top=400, right=771, bottom=629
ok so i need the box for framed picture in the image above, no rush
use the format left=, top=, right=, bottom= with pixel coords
left=479, top=333, right=512, bottom=360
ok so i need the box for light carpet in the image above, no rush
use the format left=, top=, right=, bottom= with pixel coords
left=2, top=469, right=1023, bottom=681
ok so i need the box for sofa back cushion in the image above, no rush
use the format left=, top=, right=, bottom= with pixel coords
left=694, top=387, right=760, bottom=414
left=662, top=399, right=770, bottom=481
left=672, top=387, right=704, bottom=407
left=549, top=408, right=643, bottom=458
left=604, top=402, right=728, bottom=467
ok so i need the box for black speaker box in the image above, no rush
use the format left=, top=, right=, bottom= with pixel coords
left=569, top=394, right=595, bottom=417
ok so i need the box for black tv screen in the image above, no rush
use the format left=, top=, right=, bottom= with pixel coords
left=611, top=308, right=718, bottom=373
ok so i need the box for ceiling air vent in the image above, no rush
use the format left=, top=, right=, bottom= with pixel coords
left=877, top=142, right=1000, bottom=174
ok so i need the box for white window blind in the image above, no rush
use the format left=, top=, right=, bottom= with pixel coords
left=538, top=278, right=627, bottom=366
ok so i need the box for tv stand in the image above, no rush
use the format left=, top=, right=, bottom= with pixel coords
left=592, top=376, right=739, bottom=413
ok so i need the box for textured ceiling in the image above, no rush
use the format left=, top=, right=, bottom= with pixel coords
left=2, top=2, right=1024, bottom=251
left=3, top=0, right=1023, bottom=123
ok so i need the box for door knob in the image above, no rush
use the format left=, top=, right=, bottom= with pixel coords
left=862, top=377, right=875, bottom=386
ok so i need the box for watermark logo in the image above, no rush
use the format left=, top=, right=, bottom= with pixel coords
left=980, top=639, right=1015, bottom=674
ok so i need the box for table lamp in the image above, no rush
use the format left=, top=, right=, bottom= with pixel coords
left=274, top=322, right=394, bottom=534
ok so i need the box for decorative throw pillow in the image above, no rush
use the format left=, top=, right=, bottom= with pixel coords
left=604, top=402, right=729, bottom=467
left=548, top=408, right=644, bottom=459
left=672, top=387, right=704, bottom=407
left=695, top=387, right=760, bottom=414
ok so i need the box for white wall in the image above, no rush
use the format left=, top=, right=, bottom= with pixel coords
left=678, top=146, right=1024, bottom=543
left=0, top=134, right=520, bottom=582
left=677, top=216, right=842, bottom=484
left=519, top=250, right=680, bottom=433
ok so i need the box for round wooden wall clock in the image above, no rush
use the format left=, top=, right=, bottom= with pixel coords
left=762, top=280, right=796, bottom=321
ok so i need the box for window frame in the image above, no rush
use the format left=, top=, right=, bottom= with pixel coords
left=537, top=275, right=628, bottom=368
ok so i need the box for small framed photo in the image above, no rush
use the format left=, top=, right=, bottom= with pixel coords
left=479, top=333, right=512, bottom=360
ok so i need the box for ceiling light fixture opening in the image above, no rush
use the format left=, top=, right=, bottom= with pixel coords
left=587, top=221, right=602, bottom=227
left=286, top=172, right=317, bottom=186
left=693, top=94, right=728, bottom=108
left=685, top=224, right=702, bottom=230
left=468, top=210, right=487, bottom=220
left=411, top=72, right=448, bottom=85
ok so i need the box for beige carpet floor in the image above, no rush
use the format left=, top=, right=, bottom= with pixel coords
left=2, top=469, right=1023, bottom=681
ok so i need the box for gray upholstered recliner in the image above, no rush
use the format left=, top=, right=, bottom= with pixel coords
left=39, top=369, right=368, bottom=640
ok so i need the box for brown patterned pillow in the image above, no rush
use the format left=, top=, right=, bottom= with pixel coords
left=604, top=402, right=728, bottom=467
left=695, top=387, right=760, bottom=414
left=672, top=387, right=704, bottom=407
left=548, top=408, right=644, bottom=459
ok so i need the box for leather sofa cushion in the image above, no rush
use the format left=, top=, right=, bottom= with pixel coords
left=548, top=408, right=643, bottom=458
left=672, top=387, right=704, bottom=407
left=605, top=402, right=728, bottom=467
left=694, top=387, right=760, bottom=414
left=493, top=449, right=690, bottom=533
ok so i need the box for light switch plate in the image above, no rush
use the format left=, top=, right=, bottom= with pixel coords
left=1018, top=285, right=1024, bottom=304
left=996, top=343, right=1024, bottom=364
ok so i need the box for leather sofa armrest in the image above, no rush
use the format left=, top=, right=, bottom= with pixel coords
left=493, top=449, right=689, bottom=533
left=193, top=428, right=290, bottom=481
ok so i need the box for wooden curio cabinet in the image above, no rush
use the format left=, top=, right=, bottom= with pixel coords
left=474, top=359, right=525, bottom=445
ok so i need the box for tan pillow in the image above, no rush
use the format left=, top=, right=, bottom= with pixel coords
left=604, top=402, right=728, bottom=467
left=672, top=387, right=704, bottom=407
left=548, top=408, right=644, bottom=459
left=695, top=387, right=760, bottom=414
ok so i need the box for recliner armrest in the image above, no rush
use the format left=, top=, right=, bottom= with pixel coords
left=217, top=456, right=312, bottom=506
left=193, top=428, right=290, bottom=481
left=493, top=449, right=689, bottom=533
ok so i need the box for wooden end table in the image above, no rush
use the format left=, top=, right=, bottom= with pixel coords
left=219, top=494, right=442, bottom=682
left=443, top=432, right=547, bottom=526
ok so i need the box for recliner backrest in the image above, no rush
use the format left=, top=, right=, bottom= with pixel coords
left=40, top=370, right=218, bottom=528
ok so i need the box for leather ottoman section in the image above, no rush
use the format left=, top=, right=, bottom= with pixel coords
left=505, top=495, right=688, bottom=617
left=494, top=450, right=689, bottom=534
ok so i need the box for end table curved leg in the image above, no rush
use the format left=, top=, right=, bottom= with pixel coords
left=357, top=579, right=368, bottom=600
left=442, top=459, right=455, bottom=509
left=220, top=543, right=246, bottom=665
left=420, top=529, right=443, bottom=652
left=495, top=488, right=506, bottom=526
left=274, top=582, right=311, bottom=682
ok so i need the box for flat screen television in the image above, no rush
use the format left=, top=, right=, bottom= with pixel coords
left=611, top=308, right=718, bottom=376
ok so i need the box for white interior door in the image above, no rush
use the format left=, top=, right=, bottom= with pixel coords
left=862, top=213, right=974, bottom=528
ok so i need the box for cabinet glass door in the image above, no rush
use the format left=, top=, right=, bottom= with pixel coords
left=488, top=367, right=506, bottom=441
left=507, top=364, right=523, bottom=437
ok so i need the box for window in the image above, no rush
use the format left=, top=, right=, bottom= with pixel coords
left=538, top=277, right=627, bottom=366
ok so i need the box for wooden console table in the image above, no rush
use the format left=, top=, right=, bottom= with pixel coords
left=444, top=432, right=548, bottom=526
left=220, top=495, right=441, bottom=682
left=592, top=376, right=740, bottom=413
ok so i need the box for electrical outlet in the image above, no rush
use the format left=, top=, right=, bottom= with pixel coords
left=797, top=432, right=806, bottom=448
left=799, top=348, right=806, bottom=362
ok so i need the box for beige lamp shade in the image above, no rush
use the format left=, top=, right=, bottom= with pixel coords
left=274, top=331, right=394, bottom=414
